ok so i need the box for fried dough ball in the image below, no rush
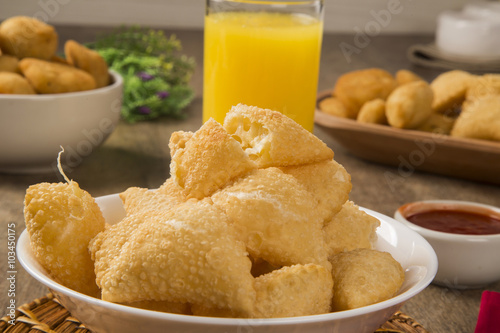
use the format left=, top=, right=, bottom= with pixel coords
left=465, top=74, right=500, bottom=104
left=0, top=54, right=19, bottom=73
left=416, top=113, right=456, bottom=135
left=430, top=70, right=475, bottom=113
left=65, top=40, right=110, bottom=88
left=386, top=81, right=434, bottom=129
left=0, top=16, right=58, bottom=60
left=19, top=58, right=96, bottom=93
left=319, top=97, right=350, bottom=118
left=89, top=199, right=256, bottom=316
left=0, top=72, right=35, bottom=94
left=280, top=159, right=351, bottom=223
left=323, top=201, right=380, bottom=258
left=333, top=68, right=397, bottom=118
left=357, top=98, right=387, bottom=124
left=170, top=118, right=257, bottom=199
left=330, top=249, right=404, bottom=311
left=252, top=264, right=333, bottom=318
left=224, top=104, right=334, bottom=167
left=211, top=167, right=330, bottom=269
left=395, top=69, right=424, bottom=86
left=24, top=181, right=105, bottom=297
left=451, top=95, right=500, bottom=142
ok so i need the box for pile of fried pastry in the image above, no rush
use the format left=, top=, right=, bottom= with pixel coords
left=24, top=104, right=404, bottom=318
left=0, top=16, right=109, bottom=95
left=319, top=68, right=500, bottom=143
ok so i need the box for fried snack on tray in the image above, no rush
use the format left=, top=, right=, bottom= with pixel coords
left=451, top=95, right=500, bottom=142
left=211, top=167, right=330, bottom=269
left=386, top=80, right=434, bottom=129
left=0, top=54, right=20, bottom=73
left=65, top=39, right=110, bottom=88
left=430, top=70, right=475, bottom=113
left=357, top=98, right=387, bottom=125
left=465, top=74, right=500, bottom=104
left=330, top=249, right=404, bottom=311
left=416, top=113, right=456, bottom=135
left=332, top=68, right=397, bottom=118
left=318, top=96, right=351, bottom=118
left=24, top=180, right=105, bottom=297
left=19, top=58, right=97, bottom=93
left=0, top=72, right=35, bottom=94
left=223, top=104, right=334, bottom=167
left=395, top=69, right=423, bottom=86
left=0, top=16, right=58, bottom=60
left=89, top=199, right=256, bottom=316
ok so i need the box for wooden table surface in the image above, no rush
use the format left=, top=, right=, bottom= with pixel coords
left=1, top=26, right=499, bottom=333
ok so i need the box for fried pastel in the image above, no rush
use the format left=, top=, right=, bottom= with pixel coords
left=224, top=104, right=334, bottom=168
left=333, top=68, right=397, bottom=118
left=211, top=167, right=330, bottom=269
left=0, top=16, right=57, bottom=60
left=0, top=54, right=19, bottom=73
left=416, top=113, right=455, bottom=135
left=465, top=74, right=500, bottom=104
left=170, top=118, right=256, bottom=199
left=119, top=186, right=182, bottom=216
left=89, top=199, right=256, bottom=316
left=168, top=130, right=194, bottom=158
left=451, top=95, right=500, bottom=142
left=0, top=72, right=35, bottom=94
left=431, top=70, right=474, bottom=113
left=323, top=201, right=380, bottom=258
left=319, top=97, right=350, bottom=118
left=65, top=40, right=110, bottom=88
left=24, top=181, right=105, bottom=297
left=395, top=69, right=423, bottom=86
left=386, top=81, right=433, bottom=129
left=252, top=264, right=333, bottom=318
left=330, top=249, right=404, bottom=311
left=280, top=159, right=351, bottom=223
left=19, top=58, right=96, bottom=93
left=357, top=98, right=387, bottom=125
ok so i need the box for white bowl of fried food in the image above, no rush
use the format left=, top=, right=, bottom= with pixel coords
left=19, top=105, right=437, bottom=333
left=0, top=16, right=122, bottom=173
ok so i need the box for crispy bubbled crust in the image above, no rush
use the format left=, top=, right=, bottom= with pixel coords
left=24, top=181, right=105, bottom=297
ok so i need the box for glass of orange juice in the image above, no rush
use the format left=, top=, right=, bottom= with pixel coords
left=203, top=0, right=324, bottom=132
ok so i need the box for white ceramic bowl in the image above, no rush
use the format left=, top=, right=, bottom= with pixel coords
left=18, top=193, right=437, bottom=333
left=0, top=71, right=123, bottom=174
left=395, top=200, right=500, bottom=289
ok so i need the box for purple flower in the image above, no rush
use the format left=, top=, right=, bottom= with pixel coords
left=137, top=106, right=152, bottom=114
left=136, top=72, right=154, bottom=81
left=156, top=91, right=170, bottom=99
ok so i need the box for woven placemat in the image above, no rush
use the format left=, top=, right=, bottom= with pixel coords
left=0, top=293, right=428, bottom=333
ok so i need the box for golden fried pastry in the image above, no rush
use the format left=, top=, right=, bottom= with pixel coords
left=212, top=167, right=329, bottom=269
left=65, top=39, right=110, bottom=88
left=0, top=72, right=35, bottom=94
left=451, top=95, right=500, bottom=142
left=323, top=201, right=380, bottom=258
left=465, top=74, right=500, bottom=104
left=24, top=181, right=105, bottom=297
left=333, top=68, right=397, bottom=118
left=330, top=249, right=404, bottom=311
left=357, top=98, right=387, bottom=124
left=168, top=130, right=194, bottom=158
left=430, top=70, right=474, bottom=113
left=386, top=81, right=434, bottom=129
left=0, top=16, right=57, bottom=60
left=0, top=54, right=19, bottom=72
left=119, top=186, right=182, bottom=216
left=252, top=264, right=333, bottom=318
left=280, top=159, right=351, bottom=223
left=416, top=113, right=456, bottom=135
left=19, top=58, right=96, bottom=93
left=90, top=199, right=256, bottom=316
left=224, top=104, right=334, bottom=167
left=170, top=118, right=256, bottom=199
left=395, top=69, right=423, bottom=86
left=319, top=96, right=350, bottom=118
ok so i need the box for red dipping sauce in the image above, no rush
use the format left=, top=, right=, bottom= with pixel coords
left=407, top=209, right=500, bottom=235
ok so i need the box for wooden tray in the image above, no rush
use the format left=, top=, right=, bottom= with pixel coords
left=0, top=293, right=428, bottom=333
left=315, top=90, right=500, bottom=185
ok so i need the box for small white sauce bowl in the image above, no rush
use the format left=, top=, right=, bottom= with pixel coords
left=395, top=200, right=500, bottom=289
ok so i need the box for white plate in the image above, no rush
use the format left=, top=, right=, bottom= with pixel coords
left=18, top=193, right=438, bottom=333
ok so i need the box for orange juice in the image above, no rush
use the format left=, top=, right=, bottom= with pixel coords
left=203, top=11, right=323, bottom=131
